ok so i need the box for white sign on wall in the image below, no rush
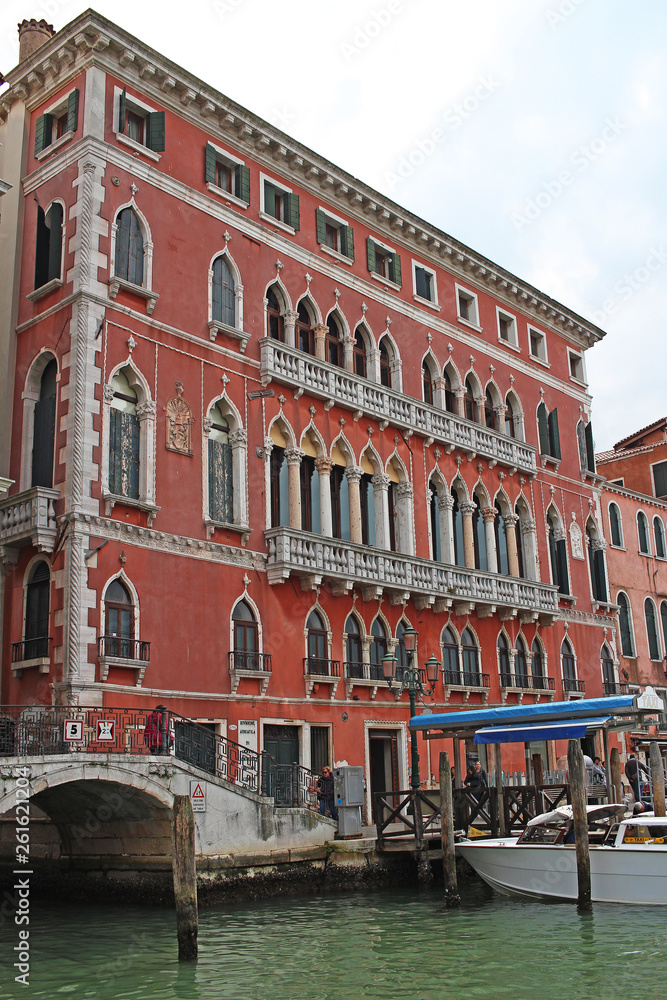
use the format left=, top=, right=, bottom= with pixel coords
left=238, top=720, right=258, bottom=754
left=190, top=780, right=206, bottom=812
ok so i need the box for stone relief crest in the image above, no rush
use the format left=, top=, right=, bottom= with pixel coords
left=569, top=513, right=584, bottom=560
left=165, top=382, right=194, bottom=455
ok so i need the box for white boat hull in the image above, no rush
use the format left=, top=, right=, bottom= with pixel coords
left=456, top=840, right=667, bottom=905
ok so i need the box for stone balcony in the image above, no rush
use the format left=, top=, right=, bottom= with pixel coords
left=259, top=339, right=537, bottom=475
left=265, top=526, right=559, bottom=623
left=0, top=487, right=59, bottom=552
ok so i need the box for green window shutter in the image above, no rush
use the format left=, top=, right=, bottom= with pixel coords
left=390, top=252, right=402, bottom=287
left=316, top=209, right=326, bottom=245
left=47, top=203, right=63, bottom=282
left=264, top=182, right=276, bottom=218
left=209, top=439, right=233, bottom=522
left=34, top=206, right=50, bottom=289
left=366, top=237, right=377, bottom=273
left=118, top=88, right=127, bottom=133
left=537, top=403, right=549, bottom=455
left=34, top=114, right=53, bottom=156
left=585, top=421, right=595, bottom=472
left=341, top=225, right=355, bottom=261
left=146, top=111, right=165, bottom=152
left=205, top=143, right=216, bottom=184
left=237, top=165, right=250, bottom=203
left=67, top=89, right=79, bottom=133
left=548, top=408, right=561, bottom=460
left=286, top=192, right=300, bottom=230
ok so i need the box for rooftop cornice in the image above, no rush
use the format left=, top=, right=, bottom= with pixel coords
left=600, top=481, right=667, bottom=510
left=0, top=8, right=606, bottom=351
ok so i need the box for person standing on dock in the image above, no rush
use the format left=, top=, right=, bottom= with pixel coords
left=317, top=766, right=337, bottom=820
left=624, top=753, right=648, bottom=802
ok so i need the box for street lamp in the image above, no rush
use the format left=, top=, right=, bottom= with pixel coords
left=382, top=627, right=440, bottom=791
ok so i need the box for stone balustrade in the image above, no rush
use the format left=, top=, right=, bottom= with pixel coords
left=259, top=339, right=537, bottom=474
left=0, top=487, right=59, bottom=552
left=266, top=526, right=559, bottom=619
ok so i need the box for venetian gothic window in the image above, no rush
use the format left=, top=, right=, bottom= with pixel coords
left=267, top=286, right=285, bottom=342
left=617, top=592, right=635, bottom=657
left=24, top=561, right=50, bottom=659
left=109, top=370, right=139, bottom=500
left=208, top=403, right=233, bottom=524
left=31, top=358, right=57, bottom=488
left=232, top=600, right=258, bottom=669
left=211, top=255, right=235, bottom=328
left=114, top=207, right=144, bottom=286
left=369, top=619, right=388, bottom=681
left=103, top=578, right=134, bottom=658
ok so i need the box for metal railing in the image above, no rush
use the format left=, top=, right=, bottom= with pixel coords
left=303, top=656, right=340, bottom=677
left=603, top=681, right=629, bottom=696
left=443, top=669, right=490, bottom=688
left=98, top=636, right=151, bottom=661
left=499, top=673, right=556, bottom=691
left=12, top=637, right=51, bottom=662
left=563, top=677, right=586, bottom=693
left=228, top=651, right=272, bottom=672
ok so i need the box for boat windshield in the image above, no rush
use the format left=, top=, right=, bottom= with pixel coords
left=518, top=825, right=565, bottom=845
left=621, top=823, right=667, bottom=845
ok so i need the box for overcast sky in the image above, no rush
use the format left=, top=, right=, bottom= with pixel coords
left=2, top=0, right=665, bottom=452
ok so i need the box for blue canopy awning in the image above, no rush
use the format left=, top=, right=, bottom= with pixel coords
left=410, top=695, right=636, bottom=734
left=473, top=716, right=612, bottom=744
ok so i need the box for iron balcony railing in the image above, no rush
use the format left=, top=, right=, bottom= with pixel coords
left=500, top=672, right=556, bottom=691
left=443, top=669, right=490, bottom=688
left=11, top=637, right=51, bottom=662
left=98, top=635, right=150, bottom=661
left=344, top=660, right=365, bottom=679
left=603, top=681, right=629, bottom=696
left=228, top=651, right=272, bottom=672
left=303, top=657, right=341, bottom=677
left=563, top=677, right=586, bottom=693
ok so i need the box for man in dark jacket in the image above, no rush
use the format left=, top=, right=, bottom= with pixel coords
left=317, top=766, right=337, bottom=819
left=624, top=753, right=648, bottom=802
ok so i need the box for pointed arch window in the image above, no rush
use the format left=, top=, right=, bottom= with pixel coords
left=296, top=302, right=315, bottom=355
left=344, top=615, right=363, bottom=678
left=601, top=644, right=616, bottom=694
left=548, top=512, right=569, bottom=595
left=587, top=525, right=608, bottom=603
left=442, top=627, right=460, bottom=684
left=31, top=359, right=57, bottom=488
left=307, top=610, right=329, bottom=673
left=661, top=602, right=667, bottom=660
left=494, top=501, right=509, bottom=575
left=301, top=456, right=321, bottom=533
left=114, top=208, right=144, bottom=286
left=326, top=315, right=342, bottom=367
left=654, top=517, right=666, bottom=559
left=531, top=639, right=545, bottom=688
left=232, top=599, right=258, bottom=669
left=515, top=637, right=528, bottom=687
left=370, top=618, right=388, bottom=681
left=645, top=599, right=661, bottom=660
left=617, top=592, right=634, bottom=656
left=212, top=255, right=235, bottom=327
left=104, top=578, right=134, bottom=659
left=515, top=504, right=525, bottom=578
left=505, top=396, right=516, bottom=437
left=452, top=487, right=465, bottom=567
left=561, top=638, right=578, bottom=692
left=360, top=471, right=375, bottom=546
left=34, top=202, right=63, bottom=291
left=109, top=370, right=139, bottom=500
left=464, top=378, right=476, bottom=422
left=609, top=502, right=623, bottom=547
left=379, top=339, right=391, bottom=387
left=444, top=370, right=456, bottom=413
left=270, top=446, right=289, bottom=527
left=267, top=287, right=285, bottom=342
left=208, top=403, right=233, bottom=524
left=484, top=389, right=496, bottom=430
left=353, top=328, right=367, bottom=378
left=330, top=465, right=350, bottom=540
left=24, top=562, right=50, bottom=660
left=497, top=633, right=510, bottom=686
left=461, top=628, right=480, bottom=685
left=422, top=360, right=434, bottom=405
left=638, top=511, right=650, bottom=554
left=430, top=480, right=442, bottom=562
left=472, top=495, right=487, bottom=571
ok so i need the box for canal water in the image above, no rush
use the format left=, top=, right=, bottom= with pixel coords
left=1, top=882, right=665, bottom=1000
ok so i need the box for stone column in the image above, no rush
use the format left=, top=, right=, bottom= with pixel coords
left=482, top=506, right=498, bottom=573
left=343, top=335, right=354, bottom=372
left=313, top=323, right=327, bottom=361
left=285, top=448, right=304, bottom=530
left=454, top=387, right=465, bottom=418
left=372, top=472, right=391, bottom=550
left=474, top=396, right=484, bottom=424
left=396, top=481, right=415, bottom=556
left=522, top=517, right=538, bottom=581
left=494, top=405, right=506, bottom=432
left=439, top=494, right=455, bottom=564
left=315, top=457, right=333, bottom=536
left=346, top=466, right=363, bottom=545
left=230, top=429, right=248, bottom=526
left=284, top=310, right=297, bottom=348
left=461, top=501, right=476, bottom=569
left=361, top=634, right=372, bottom=681
left=504, top=513, right=520, bottom=577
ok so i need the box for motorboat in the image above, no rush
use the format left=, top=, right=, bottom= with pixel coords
left=456, top=804, right=667, bottom=904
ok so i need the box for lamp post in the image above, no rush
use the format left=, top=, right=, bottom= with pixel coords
left=383, top=627, right=440, bottom=791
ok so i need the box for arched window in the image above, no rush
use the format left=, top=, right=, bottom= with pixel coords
left=395, top=620, right=408, bottom=670
left=109, top=369, right=139, bottom=499
left=548, top=511, right=569, bottom=595
left=464, top=378, right=476, bottom=422
left=379, top=340, right=391, bottom=387
left=531, top=639, right=545, bottom=688
left=24, top=561, right=50, bottom=659
left=645, top=599, right=661, bottom=660
left=484, top=389, right=496, bottom=430
left=306, top=610, right=328, bottom=674
left=561, top=638, right=577, bottom=692
left=452, top=487, right=465, bottom=567
left=661, top=602, right=667, bottom=661
left=388, top=481, right=397, bottom=552
left=104, top=578, right=134, bottom=658
left=422, top=360, right=434, bottom=405
left=296, top=301, right=315, bottom=355
left=31, top=359, right=57, bottom=488
left=270, top=445, right=289, bottom=527
left=505, top=395, right=516, bottom=438
left=472, top=495, right=487, bottom=571
left=344, top=615, right=363, bottom=678
left=638, top=511, right=650, bottom=554
left=587, top=525, right=607, bottom=603
left=442, top=627, right=460, bottom=684
left=601, top=644, right=615, bottom=694
left=617, top=592, right=635, bottom=657
left=430, top=479, right=442, bottom=562
left=353, top=328, right=367, bottom=377
left=208, top=403, right=232, bottom=524
left=232, top=600, right=258, bottom=669
left=515, top=636, right=528, bottom=687
left=360, top=470, right=375, bottom=546
left=444, top=370, right=456, bottom=413
left=34, top=202, right=63, bottom=290
left=497, top=632, right=510, bottom=685
left=267, top=286, right=285, bottom=341
left=654, top=518, right=666, bottom=559
left=494, top=501, right=509, bottom=575
left=330, top=465, right=350, bottom=540
left=301, top=456, right=320, bottom=533
left=461, top=628, right=480, bottom=684
left=114, top=207, right=144, bottom=285
left=369, top=618, right=387, bottom=680
left=326, top=315, right=342, bottom=367
left=212, top=255, right=235, bottom=327
left=609, top=503, right=623, bottom=546
left=514, top=503, right=525, bottom=579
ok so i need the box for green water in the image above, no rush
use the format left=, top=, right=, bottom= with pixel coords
left=0, top=884, right=665, bottom=1000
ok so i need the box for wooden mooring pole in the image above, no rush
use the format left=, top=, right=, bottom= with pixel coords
left=439, top=751, right=460, bottom=906
left=568, top=739, right=592, bottom=912
left=610, top=747, right=623, bottom=803
left=171, top=794, right=198, bottom=960
left=649, top=742, right=666, bottom=816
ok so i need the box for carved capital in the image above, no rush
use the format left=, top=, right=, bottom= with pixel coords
left=285, top=448, right=305, bottom=466
left=229, top=429, right=248, bottom=447
left=396, top=481, right=413, bottom=499
left=460, top=501, right=476, bottom=517
left=104, top=385, right=115, bottom=403
left=503, top=513, right=520, bottom=529
left=315, top=457, right=334, bottom=476
left=372, top=472, right=390, bottom=490
left=136, top=401, right=156, bottom=420
left=345, top=465, right=363, bottom=484
left=481, top=506, right=497, bottom=523
left=438, top=494, right=455, bottom=512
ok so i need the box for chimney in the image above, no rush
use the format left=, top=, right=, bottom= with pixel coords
left=18, top=18, right=55, bottom=62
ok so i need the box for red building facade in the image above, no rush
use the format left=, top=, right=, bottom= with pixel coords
left=0, top=12, right=623, bottom=815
